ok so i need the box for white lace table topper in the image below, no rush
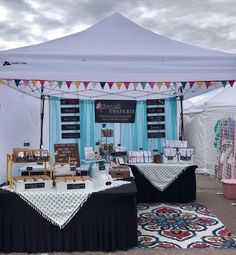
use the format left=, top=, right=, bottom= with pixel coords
left=131, top=163, right=192, bottom=191
left=2, top=180, right=130, bottom=229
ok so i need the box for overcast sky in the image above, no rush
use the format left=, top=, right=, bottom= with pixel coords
left=0, top=0, right=235, bottom=53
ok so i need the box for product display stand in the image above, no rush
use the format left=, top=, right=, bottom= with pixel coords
left=6, top=150, right=53, bottom=189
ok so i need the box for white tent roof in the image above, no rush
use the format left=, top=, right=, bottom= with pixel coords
left=184, top=85, right=236, bottom=114
left=0, top=13, right=235, bottom=99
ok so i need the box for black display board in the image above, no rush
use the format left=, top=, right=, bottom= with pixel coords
left=146, top=99, right=166, bottom=139
left=60, top=99, right=80, bottom=139
left=148, top=132, right=166, bottom=138
left=147, top=115, right=165, bottom=122
left=60, top=99, right=80, bottom=105
left=147, top=124, right=165, bottom=130
left=147, top=107, right=165, bottom=114
left=95, top=100, right=136, bottom=123
left=61, top=124, right=80, bottom=131
left=54, top=143, right=79, bottom=164
left=61, top=116, right=80, bottom=122
left=146, top=99, right=165, bottom=105
left=61, top=107, right=80, bottom=114
left=62, top=133, right=80, bottom=139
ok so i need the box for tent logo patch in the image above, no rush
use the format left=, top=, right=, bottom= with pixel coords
left=2, top=61, right=27, bottom=66
left=3, top=61, right=11, bottom=66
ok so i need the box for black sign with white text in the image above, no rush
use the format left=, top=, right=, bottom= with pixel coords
left=61, top=116, right=80, bottom=122
left=61, top=124, right=80, bottom=131
left=95, top=100, right=136, bottom=123
left=147, top=107, right=165, bottom=114
left=60, top=99, right=80, bottom=105
left=147, top=99, right=165, bottom=105
left=61, top=107, right=80, bottom=114
left=147, top=115, right=165, bottom=122
left=148, top=132, right=166, bottom=138
left=61, top=133, right=80, bottom=139
left=147, top=124, right=165, bottom=131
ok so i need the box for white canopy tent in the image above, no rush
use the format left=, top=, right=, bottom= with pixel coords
left=1, top=13, right=236, bottom=183
left=184, top=85, right=236, bottom=173
left=0, top=13, right=235, bottom=100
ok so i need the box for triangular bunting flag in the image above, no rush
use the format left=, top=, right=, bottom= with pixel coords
left=57, top=81, right=64, bottom=88
left=149, top=82, right=155, bottom=89
left=75, top=81, right=81, bottom=88
left=108, top=82, right=113, bottom=89
left=222, top=81, right=227, bottom=88
left=31, top=80, right=37, bottom=87
left=14, top=79, right=21, bottom=87
left=189, top=81, right=195, bottom=89
left=165, top=82, right=171, bottom=89
left=49, top=81, right=55, bottom=87
left=181, top=82, right=187, bottom=89
left=229, top=80, right=235, bottom=87
left=116, top=82, right=123, bottom=89
left=133, top=82, right=139, bottom=90
left=156, top=82, right=163, bottom=89
left=141, top=82, right=146, bottom=89
left=124, top=82, right=130, bottom=90
left=23, top=80, right=29, bottom=87
left=91, top=82, right=97, bottom=89
left=65, top=81, right=72, bottom=89
left=197, top=81, right=203, bottom=88
left=100, top=82, right=106, bottom=89
left=205, top=81, right=211, bottom=89
left=39, top=80, right=45, bottom=87
left=83, top=81, right=89, bottom=89
left=6, top=79, right=12, bottom=85
left=3, top=79, right=10, bottom=86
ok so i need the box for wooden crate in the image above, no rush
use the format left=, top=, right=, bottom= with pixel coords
left=109, top=166, right=130, bottom=179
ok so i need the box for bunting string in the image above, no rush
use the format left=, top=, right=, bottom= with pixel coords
left=0, top=79, right=235, bottom=91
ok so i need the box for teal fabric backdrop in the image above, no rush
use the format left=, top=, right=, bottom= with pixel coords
left=49, top=98, right=114, bottom=161
left=120, top=100, right=148, bottom=151
left=49, top=97, right=177, bottom=160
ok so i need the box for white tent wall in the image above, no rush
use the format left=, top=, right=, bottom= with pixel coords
left=0, top=86, right=49, bottom=184
left=184, top=112, right=207, bottom=171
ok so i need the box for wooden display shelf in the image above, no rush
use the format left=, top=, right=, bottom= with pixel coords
left=6, top=150, right=53, bottom=189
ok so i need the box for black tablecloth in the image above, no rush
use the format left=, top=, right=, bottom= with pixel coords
left=129, top=165, right=197, bottom=203
left=0, top=180, right=137, bottom=253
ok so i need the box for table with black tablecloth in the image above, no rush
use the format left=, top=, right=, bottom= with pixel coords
left=0, top=180, right=137, bottom=253
left=129, top=164, right=197, bottom=203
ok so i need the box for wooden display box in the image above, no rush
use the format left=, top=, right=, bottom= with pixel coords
left=55, top=176, right=93, bottom=191
left=13, top=175, right=53, bottom=192
left=12, top=148, right=49, bottom=163
left=109, top=166, right=130, bottom=179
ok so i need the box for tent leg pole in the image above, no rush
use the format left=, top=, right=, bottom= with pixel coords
left=40, top=89, right=45, bottom=149
left=180, top=94, right=184, bottom=141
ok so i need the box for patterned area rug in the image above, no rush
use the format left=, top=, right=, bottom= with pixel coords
left=138, top=203, right=236, bottom=249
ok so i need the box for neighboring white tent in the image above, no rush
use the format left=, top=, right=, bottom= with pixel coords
left=184, top=85, right=236, bottom=173
left=0, top=13, right=236, bottom=100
